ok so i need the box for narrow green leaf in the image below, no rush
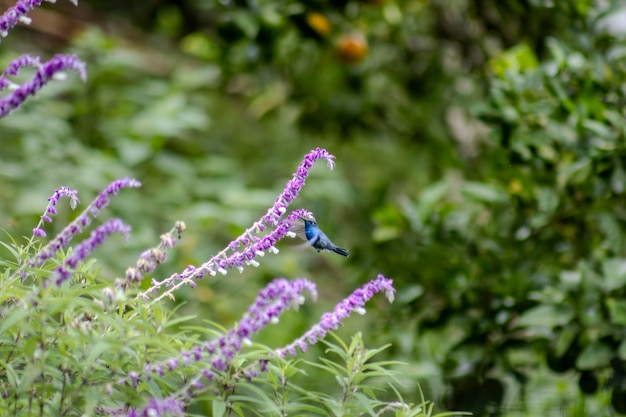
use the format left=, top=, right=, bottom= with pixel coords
left=576, top=342, right=612, bottom=370
left=602, top=258, right=626, bottom=291
left=461, top=182, right=509, bottom=204
left=212, top=399, right=226, bottom=417
left=517, top=304, right=574, bottom=328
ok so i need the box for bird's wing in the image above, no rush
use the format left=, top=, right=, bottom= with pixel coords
left=288, top=219, right=308, bottom=241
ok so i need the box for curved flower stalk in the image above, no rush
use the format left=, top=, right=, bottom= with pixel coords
left=31, top=185, right=80, bottom=238
left=0, top=53, right=86, bottom=118
left=0, top=0, right=78, bottom=38
left=47, top=218, right=132, bottom=287
left=30, top=178, right=141, bottom=267
left=142, top=208, right=311, bottom=305
left=275, top=274, right=395, bottom=358
left=0, top=0, right=85, bottom=118
left=139, top=148, right=335, bottom=302
left=11, top=178, right=141, bottom=283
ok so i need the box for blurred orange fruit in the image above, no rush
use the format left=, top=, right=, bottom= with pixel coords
left=305, top=12, right=331, bottom=37
left=337, top=34, right=368, bottom=62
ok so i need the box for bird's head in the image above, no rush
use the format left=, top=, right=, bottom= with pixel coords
left=299, top=216, right=317, bottom=227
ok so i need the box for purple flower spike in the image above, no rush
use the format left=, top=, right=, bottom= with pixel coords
left=48, top=218, right=131, bottom=287
left=275, top=274, right=395, bottom=358
left=27, top=178, right=140, bottom=272
left=2, top=55, right=41, bottom=78
left=144, top=210, right=313, bottom=301
left=140, top=149, right=335, bottom=301
left=90, top=178, right=141, bottom=216
left=0, top=1, right=78, bottom=39
left=262, top=148, right=335, bottom=227
left=122, top=278, right=317, bottom=394
left=29, top=185, right=80, bottom=241
left=125, top=397, right=186, bottom=417
left=0, top=54, right=86, bottom=118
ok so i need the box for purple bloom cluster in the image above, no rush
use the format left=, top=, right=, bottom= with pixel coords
left=142, top=208, right=312, bottom=303
left=140, top=148, right=335, bottom=302
left=275, top=274, right=395, bottom=358
left=114, top=275, right=394, bottom=415
left=9, top=178, right=140, bottom=285
left=32, top=186, right=80, bottom=238
left=101, top=397, right=185, bottom=417
left=48, top=218, right=131, bottom=287
left=0, top=0, right=78, bottom=38
left=262, top=147, right=335, bottom=227
left=128, top=397, right=186, bottom=417
left=0, top=54, right=86, bottom=118
left=0, top=0, right=85, bottom=117
left=27, top=178, right=141, bottom=271
left=131, top=278, right=317, bottom=388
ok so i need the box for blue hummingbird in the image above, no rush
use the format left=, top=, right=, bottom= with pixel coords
left=295, top=217, right=350, bottom=257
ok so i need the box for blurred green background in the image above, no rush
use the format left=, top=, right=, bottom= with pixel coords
left=3, top=0, right=626, bottom=415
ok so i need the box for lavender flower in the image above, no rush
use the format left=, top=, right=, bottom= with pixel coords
left=48, top=218, right=131, bottom=287
left=0, top=0, right=78, bottom=38
left=101, top=397, right=186, bottom=417
left=31, top=186, right=80, bottom=238
left=139, top=148, right=335, bottom=301
left=0, top=54, right=86, bottom=118
left=261, top=147, right=334, bottom=227
left=2, top=55, right=41, bottom=79
left=142, top=209, right=312, bottom=304
left=125, top=275, right=393, bottom=410
left=275, top=274, right=395, bottom=358
left=133, top=278, right=316, bottom=386
left=26, top=178, right=141, bottom=271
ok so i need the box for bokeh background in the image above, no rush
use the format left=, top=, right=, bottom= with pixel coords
left=2, top=0, right=626, bottom=415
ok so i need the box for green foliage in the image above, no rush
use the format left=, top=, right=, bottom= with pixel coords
left=0, top=223, right=434, bottom=415
left=223, top=333, right=461, bottom=417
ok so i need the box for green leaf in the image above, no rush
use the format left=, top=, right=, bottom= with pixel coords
left=576, top=342, right=613, bottom=370
left=417, top=181, right=448, bottom=221
left=583, top=119, right=613, bottom=140
left=233, top=11, right=260, bottom=38
left=607, top=298, right=626, bottom=326
left=535, top=186, right=559, bottom=215
left=558, top=158, right=592, bottom=187
left=85, top=341, right=113, bottom=367
left=489, top=43, right=539, bottom=76
left=212, top=399, right=227, bottom=417
left=461, top=182, right=509, bottom=204
left=0, top=306, right=30, bottom=334
left=0, top=361, right=20, bottom=388
left=517, top=304, right=574, bottom=328
left=601, top=258, right=626, bottom=291
left=554, top=325, right=579, bottom=357
left=618, top=339, right=626, bottom=360
left=596, top=212, right=623, bottom=253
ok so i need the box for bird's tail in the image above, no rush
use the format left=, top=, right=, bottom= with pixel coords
left=331, top=246, right=350, bottom=257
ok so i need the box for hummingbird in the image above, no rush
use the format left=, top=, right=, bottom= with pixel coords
left=294, top=216, right=350, bottom=257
